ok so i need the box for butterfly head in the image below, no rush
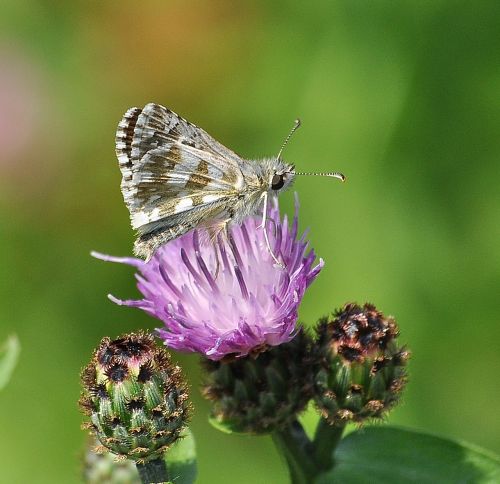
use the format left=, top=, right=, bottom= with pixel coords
left=263, top=156, right=346, bottom=194
left=263, top=157, right=296, bottom=193
left=263, top=118, right=345, bottom=194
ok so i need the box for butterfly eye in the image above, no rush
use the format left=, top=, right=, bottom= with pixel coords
left=271, top=174, right=285, bottom=190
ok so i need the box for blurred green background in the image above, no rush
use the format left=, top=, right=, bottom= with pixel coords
left=1, top=1, right=499, bottom=482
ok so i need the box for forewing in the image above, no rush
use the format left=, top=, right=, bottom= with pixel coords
left=115, top=103, right=244, bottom=233
left=117, top=103, right=243, bottom=165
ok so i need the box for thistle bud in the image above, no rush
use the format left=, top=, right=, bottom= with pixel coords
left=83, top=436, right=141, bottom=484
left=79, top=332, right=190, bottom=464
left=314, top=303, right=409, bottom=426
left=202, top=330, right=315, bottom=434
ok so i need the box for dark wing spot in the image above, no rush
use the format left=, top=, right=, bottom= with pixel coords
left=185, top=160, right=210, bottom=190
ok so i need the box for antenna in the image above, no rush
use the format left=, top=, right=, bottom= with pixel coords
left=277, top=118, right=301, bottom=159
left=294, top=171, right=346, bottom=182
left=277, top=119, right=346, bottom=182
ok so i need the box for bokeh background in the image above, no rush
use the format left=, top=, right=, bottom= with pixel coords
left=1, top=1, right=499, bottom=483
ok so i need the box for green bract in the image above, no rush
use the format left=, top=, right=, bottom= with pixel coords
left=313, top=303, right=409, bottom=425
left=83, top=436, right=141, bottom=484
left=82, top=430, right=197, bottom=484
left=79, top=332, right=190, bottom=463
left=202, top=330, right=315, bottom=434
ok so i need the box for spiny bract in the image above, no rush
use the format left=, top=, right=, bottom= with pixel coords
left=79, top=332, right=190, bottom=463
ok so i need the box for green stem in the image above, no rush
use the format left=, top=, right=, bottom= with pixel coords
left=313, top=419, right=345, bottom=470
left=272, top=420, right=319, bottom=484
left=136, top=458, right=170, bottom=484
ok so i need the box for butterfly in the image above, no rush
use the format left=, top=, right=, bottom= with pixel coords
left=115, top=103, right=345, bottom=263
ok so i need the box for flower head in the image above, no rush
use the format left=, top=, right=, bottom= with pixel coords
left=202, top=329, right=316, bottom=434
left=93, top=199, right=323, bottom=360
left=313, top=303, right=410, bottom=425
left=79, top=332, right=190, bottom=462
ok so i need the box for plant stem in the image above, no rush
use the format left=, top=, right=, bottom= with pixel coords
left=313, top=419, right=345, bottom=470
left=272, top=420, right=319, bottom=484
left=136, top=458, right=170, bottom=484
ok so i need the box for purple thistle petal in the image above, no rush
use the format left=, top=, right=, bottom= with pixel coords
left=95, top=197, right=324, bottom=360
left=91, top=251, right=145, bottom=269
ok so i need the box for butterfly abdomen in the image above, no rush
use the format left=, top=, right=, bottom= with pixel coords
left=134, top=223, right=195, bottom=260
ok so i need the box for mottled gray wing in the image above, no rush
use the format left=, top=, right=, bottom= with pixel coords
left=116, top=103, right=243, bottom=167
left=115, top=103, right=244, bottom=258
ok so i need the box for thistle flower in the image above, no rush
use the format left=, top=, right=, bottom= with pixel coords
left=93, top=200, right=323, bottom=360
left=313, top=303, right=410, bottom=425
left=79, top=332, right=190, bottom=464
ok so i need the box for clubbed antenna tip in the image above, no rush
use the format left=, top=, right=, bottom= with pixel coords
left=294, top=171, right=346, bottom=182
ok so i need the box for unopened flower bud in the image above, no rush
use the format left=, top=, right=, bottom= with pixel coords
left=82, top=436, right=141, bottom=484
left=314, top=303, right=410, bottom=425
left=202, top=330, right=315, bottom=434
left=79, top=332, right=190, bottom=463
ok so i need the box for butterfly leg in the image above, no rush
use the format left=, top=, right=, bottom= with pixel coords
left=260, top=192, right=285, bottom=269
left=208, top=220, right=230, bottom=280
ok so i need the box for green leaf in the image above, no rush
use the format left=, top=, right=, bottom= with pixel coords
left=165, top=428, right=197, bottom=484
left=0, top=334, right=20, bottom=391
left=317, top=426, right=500, bottom=484
left=208, top=415, right=235, bottom=434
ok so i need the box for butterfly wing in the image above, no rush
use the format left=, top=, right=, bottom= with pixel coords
left=115, top=103, right=245, bottom=258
